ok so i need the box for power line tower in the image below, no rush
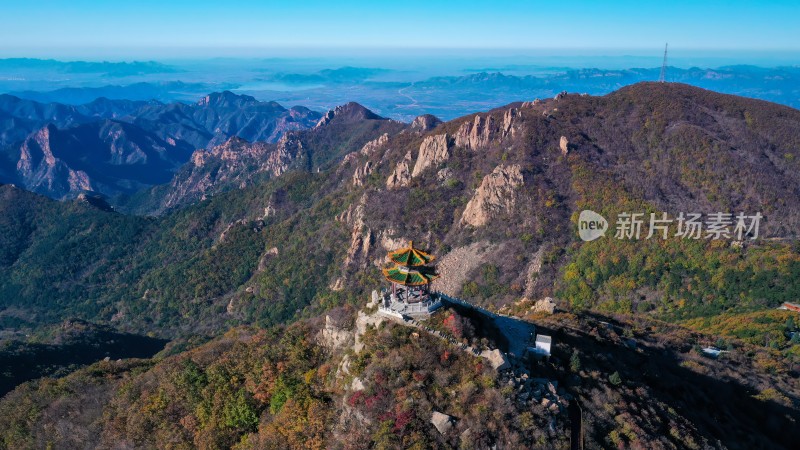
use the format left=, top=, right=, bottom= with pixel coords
left=658, top=43, right=669, bottom=83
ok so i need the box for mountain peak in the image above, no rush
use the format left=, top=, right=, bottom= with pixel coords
left=196, top=91, right=258, bottom=107
left=315, top=102, right=384, bottom=128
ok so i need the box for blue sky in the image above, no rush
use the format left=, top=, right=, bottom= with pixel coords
left=1, top=0, right=799, bottom=58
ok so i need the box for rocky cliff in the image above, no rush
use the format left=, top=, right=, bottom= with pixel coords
left=11, top=120, right=194, bottom=199
left=412, top=133, right=453, bottom=177
left=460, top=164, right=524, bottom=227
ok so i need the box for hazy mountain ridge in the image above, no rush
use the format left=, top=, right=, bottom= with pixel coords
left=0, top=93, right=152, bottom=147
left=130, top=90, right=321, bottom=148
left=7, top=81, right=236, bottom=105
left=0, top=58, right=177, bottom=76
left=6, top=63, right=800, bottom=121
left=0, top=91, right=323, bottom=200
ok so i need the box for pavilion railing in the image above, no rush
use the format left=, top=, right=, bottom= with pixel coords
left=378, top=289, right=442, bottom=315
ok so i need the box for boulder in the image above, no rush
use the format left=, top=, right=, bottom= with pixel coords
left=481, top=348, right=511, bottom=371
left=436, top=167, right=454, bottom=184
left=531, top=297, right=557, bottom=314
left=431, top=411, right=455, bottom=434
left=351, top=377, right=365, bottom=391
left=559, top=136, right=569, bottom=155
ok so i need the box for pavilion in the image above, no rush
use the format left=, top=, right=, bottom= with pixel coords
left=378, top=241, right=442, bottom=318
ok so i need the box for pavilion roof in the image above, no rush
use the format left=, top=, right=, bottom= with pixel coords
left=382, top=265, right=439, bottom=286
left=387, top=241, right=435, bottom=266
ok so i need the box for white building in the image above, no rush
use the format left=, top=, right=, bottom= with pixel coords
left=527, top=334, right=552, bottom=359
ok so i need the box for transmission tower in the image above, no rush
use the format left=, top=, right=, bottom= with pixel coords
left=658, top=43, right=668, bottom=83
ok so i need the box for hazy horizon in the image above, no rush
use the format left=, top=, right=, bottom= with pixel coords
left=1, top=48, right=799, bottom=68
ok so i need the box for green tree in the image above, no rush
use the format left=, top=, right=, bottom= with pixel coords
left=608, top=371, right=622, bottom=386
left=223, top=389, right=259, bottom=431
left=270, top=376, right=297, bottom=414
left=570, top=351, right=582, bottom=373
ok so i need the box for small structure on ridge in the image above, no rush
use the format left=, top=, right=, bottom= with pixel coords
left=378, top=241, right=442, bottom=319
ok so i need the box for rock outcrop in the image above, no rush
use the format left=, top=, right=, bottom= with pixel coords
left=503, top=107, right=519, bottom=137
left=530, top=297, right=557, bottom=314
left=318, top=314, right=353, bottom=351
left=333, top=194, right=373, bottom=289
left=336, top=194, right=366, bottom=230
left=342, top=133, right=387, bottom=186
left=386, top=151, right=413, bottom=189
left=460, top=164, right=524, bottom=227
left=523, top=247, right=545, bottom=299
left=343, top=227, right=373, bottom=269
left=559, top=136, right=569, bottom=155
left=352, top=161, right=373, bottom=187
left=454, top=114, right=496, bottom=150
left=359, top=133, right=389, bottom=156
left=411, top=114, right=443, bottom=132
left=354, top=310, right=386, bottom=353
left=411, top=134, right=452, bottom=177
left=453, top=110, right=516, bottom=150
left=430, top=411, right=455, bottom=435
left=162, top=133, right=306, bottom=212
left=257, top=247, right=279, bottom=272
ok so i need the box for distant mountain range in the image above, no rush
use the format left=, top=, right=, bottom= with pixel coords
left=0, top=92, right=322, bottom=199
left=7, top=81, right=238, bottom=105
left=0, top=58, right=177, bottom=76
left=5, top=63, right=800, bottom=122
